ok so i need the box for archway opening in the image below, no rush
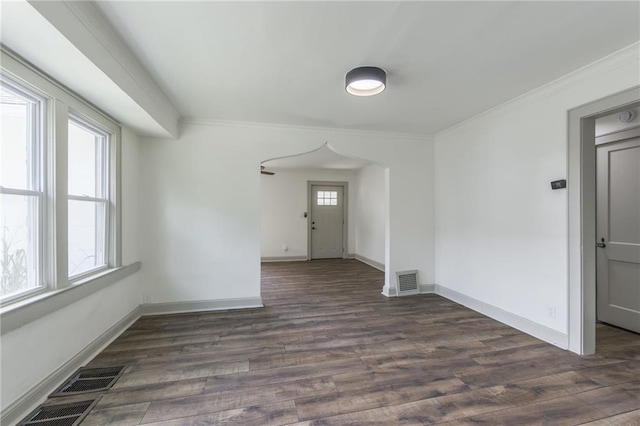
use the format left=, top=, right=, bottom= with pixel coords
left=259, top=144, right=388, bottom=303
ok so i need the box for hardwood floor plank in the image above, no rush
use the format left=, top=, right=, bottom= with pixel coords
left=249, top=348, right=365, bottom=371
left=577, top=361, right=640, bottom=386
left=573, top=380, right=640, bottom=416
left=81, top=402, right=151, bottom=426
left=580, top=409, right=640, bottom=425
left=204, top=358, right=366, bottom=393
left=291, top=398, right=451, bottom=425
left=129, top=344, right=284, bottom=372
left=142, top=377, right=336, bottom=423
left=97, top=378, right=207, bottom=408
left=108, top=333, right=218, bottom=350
left=443, top=395, right=607, bottom=425
left=415, top=340, right=491, bottom=360
left=141, top=400, right=299, bottom=426
left=295, top=377, right=469, bottom=421
left=455, top=358, right=565, bottom=389
left=470, top=343, right=564, bottom=366
left=113, top=360, right=249, bottom=388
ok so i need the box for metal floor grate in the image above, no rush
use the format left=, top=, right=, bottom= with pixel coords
left=18, top=399, right=98, bottom=426
left=50, top=366, right=125, bottom=397
left=396, top=270, right=419, bottom=296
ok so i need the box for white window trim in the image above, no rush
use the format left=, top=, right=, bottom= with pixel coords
left=67, top=113, right=112, bottom=281
left=0, top=262, right=140, bottom=334
left=0, top=75, right=48, bottom=304
left=0, top=48, right=124, bottom=311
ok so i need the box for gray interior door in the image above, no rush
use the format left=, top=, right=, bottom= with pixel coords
left=310, top=185, right=344, bottom=259
left=596, top=137, right=640, bottom=333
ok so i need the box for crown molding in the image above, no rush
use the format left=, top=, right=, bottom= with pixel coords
left=436, top=41, right=640, bottom=138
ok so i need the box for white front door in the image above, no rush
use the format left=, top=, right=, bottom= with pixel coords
left=310, top=185, right=344, bottom=259
left=596, top=137, right=640, bottom=333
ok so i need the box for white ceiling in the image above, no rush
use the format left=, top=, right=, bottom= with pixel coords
left=95, top=1, right=640, bottom=136
left=263, top=144, right=371, bottom=171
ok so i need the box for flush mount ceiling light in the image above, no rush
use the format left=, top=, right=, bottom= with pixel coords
left=345, top=66, right=386, bottom=96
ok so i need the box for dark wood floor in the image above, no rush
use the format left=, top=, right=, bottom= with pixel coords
left=61, top=260, right=640, bottom=424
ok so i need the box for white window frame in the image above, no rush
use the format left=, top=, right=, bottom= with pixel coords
left=0, top=77, right=48, bottom=304
left=0, top=48, right=123, bottom=311
left=67, top=114, right=111, bottom=281
left=317, top=190, right=338, bottom=206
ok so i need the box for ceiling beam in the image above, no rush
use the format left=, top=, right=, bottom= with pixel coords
left=28, top=0, right=180, bottom=138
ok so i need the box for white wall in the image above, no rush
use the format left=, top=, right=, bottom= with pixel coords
left=1, top=128, right=143, bottom=412
left=139, top=122, right=434, bottom=303
left=355, top=165, right=386, bottom=267
left=434, top=43, right=640, bottom=340
left=121, top=127, right=142, bottom=264
left=261, top=169, right=358, bottom=259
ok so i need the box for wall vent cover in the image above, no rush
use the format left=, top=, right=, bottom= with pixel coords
left=18, top=399, right=98, bottom=426
left=396, top=270, right=419, bottom=296
left=50, top=366, right=125, bottom=397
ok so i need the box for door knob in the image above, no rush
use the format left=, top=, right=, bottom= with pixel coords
left=312, top=227, right=316, bottom=230
left=597, top=238, right=606, bottom=248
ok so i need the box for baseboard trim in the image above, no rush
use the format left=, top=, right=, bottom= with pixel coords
left=419, top=283, right=435, bottom=293
left=1, top=305, right=143, bottom=426
left=381, top=285, right=396, bottom=297
left=355, top=254, right=385, bottom=271
left=141, top=297, right=264, bottom=316
left=261, top=256, right=307, bottom=263
left=434, top=285, right=569, bottom=349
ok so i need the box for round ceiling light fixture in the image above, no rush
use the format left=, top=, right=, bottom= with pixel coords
left=345, top=66, right=386, bottom=96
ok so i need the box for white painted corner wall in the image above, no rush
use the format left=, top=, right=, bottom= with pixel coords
left=355, top=165, right=386, bottom=269
left=0, top=128, right=143, bottom=418
left=260, top=169, right=358, bottom=259
left=434, top=43, right=640, bottom=341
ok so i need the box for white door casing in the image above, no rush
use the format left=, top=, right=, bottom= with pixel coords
left=309, top=184, right=345, bottom=259
left=596, top=136, right=640, bottom=333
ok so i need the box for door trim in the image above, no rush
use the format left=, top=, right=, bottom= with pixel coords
left=307, top=181, right=348, bottom=260
left=567, top=86, right=640, bottom=355
left=595, top=126, right=640, bottom=146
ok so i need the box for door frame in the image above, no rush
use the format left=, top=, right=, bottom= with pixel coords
left=307, top=181, right=348, bottom=260
left=567, top=86, right=640, bottom=355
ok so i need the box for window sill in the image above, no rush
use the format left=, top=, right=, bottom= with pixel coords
left=0, top=262, right=141, bottom=335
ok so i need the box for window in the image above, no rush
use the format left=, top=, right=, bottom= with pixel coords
left=317, top=190, right=338, bottom=206
left=68, top=117, right=109, bottom=278
left=0, top=51, right=122, bottom=308
left=0, top=79, right=45, bottom=302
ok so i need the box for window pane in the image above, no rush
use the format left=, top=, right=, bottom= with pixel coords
left=331, top=199, right=337, bottom=205
left=68, top=199, right=106, bottom=277
left=1, top=193, right=41, bottom=298
left=1, top=85, right=38, bottom=190
left=68, top=120, right=106, bottom=197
